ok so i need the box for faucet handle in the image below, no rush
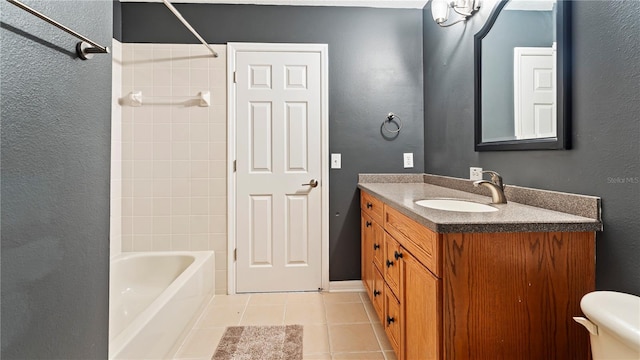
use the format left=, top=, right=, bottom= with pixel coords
left=482, top=170, right=504, bottom=189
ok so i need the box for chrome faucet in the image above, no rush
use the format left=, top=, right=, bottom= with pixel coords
left=473, top=170, right=507, bottom=204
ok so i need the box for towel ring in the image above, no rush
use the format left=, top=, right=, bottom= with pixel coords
left=383, top=113, right=403, bottom=133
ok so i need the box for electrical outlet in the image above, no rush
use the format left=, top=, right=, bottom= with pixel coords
left=403, top=153, right=414, bottom=168
left=331, top=153, right=341, bottom=169
left=470, top=167, right=483, bottom=180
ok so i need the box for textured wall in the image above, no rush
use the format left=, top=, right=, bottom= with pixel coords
left=0, top=0, right=112, bottom=358
left=120, top=3, right=425, bottom=281
left=424, top=0, right=640, bottom=294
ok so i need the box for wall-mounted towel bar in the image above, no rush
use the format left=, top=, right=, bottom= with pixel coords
left=163, top=0, right=218, bottom=58
left=120, top=91, right=211, bottom=107
left=6, top=0, right=110, bottom=60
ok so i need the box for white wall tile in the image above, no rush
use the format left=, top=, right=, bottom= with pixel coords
left=171, top=178, right=190, bottom=197
left=132, top=216, right=153, bottom=235
left=191, top=179, right=209, bottom=197
left=171, top=216, right=190, bottom=235
left=119, top=43, right=228, bottom=289
left=152, top=179, right=171, bottom=197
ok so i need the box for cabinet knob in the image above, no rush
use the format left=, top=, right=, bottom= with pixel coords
left=374, top=289, right=381, bottom=297
left=366, top=221, right=372, bottom=227
left=394, top=251, right=403, bottom=260
left=373, top=243, right=380, bottom=250
left=387, top=316, right=395, bottom=325
left=366, top=202, right=373, bottom=209
left=386, top=259, right=394, bottom=268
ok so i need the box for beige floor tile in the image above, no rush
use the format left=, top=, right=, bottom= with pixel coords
left=372, top=322, right=393, bottom=351
left=332, top=351, right=386, bottom=359
left=285, top=301, right=327, bottom=324
left=303, top=324, right=331, bottom=354
left=288, top=292, right=325, bottom=304
left=328, top=323, right=380, bottom=353
left=303, top=353, right=332, bottom=360
left=209, top=294, right=250, bottom=307
left=325, top=302, right=369, bottom=324
left=248, top=292, right=288, bottom=305
left=196, top=304, right=245, bottom=328
left=173, top=327, right=225, bottom=359
left=384, top=350, right=398, bottom=360
left=361, top=297, right=378, bottom=321
left=239, top=304, right=285, bottom=325
left=359, top=291, right=372, bottom=303
left=323, top=292, right=363, bottom=304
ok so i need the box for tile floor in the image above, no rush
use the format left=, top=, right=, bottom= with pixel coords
left=171, top=291, right=397, bottom=360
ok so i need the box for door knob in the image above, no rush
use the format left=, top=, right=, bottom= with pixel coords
left=302, top=179, right=318, bottom=188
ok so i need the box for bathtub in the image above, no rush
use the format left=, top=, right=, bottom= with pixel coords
left=109, top=251, right=214, bottom=359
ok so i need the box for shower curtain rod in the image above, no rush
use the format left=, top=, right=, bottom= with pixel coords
left=6, top=0, right=110, bottom=60
left=163, top=0, right=219, bottom=58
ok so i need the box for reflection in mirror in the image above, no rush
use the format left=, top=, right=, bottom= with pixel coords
left=474, top=0, right=570, bottom=151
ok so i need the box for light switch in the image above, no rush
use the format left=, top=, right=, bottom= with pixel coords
left=403, top=153, right=414, bottom=168
left=331, top=153, right=341, bottom=169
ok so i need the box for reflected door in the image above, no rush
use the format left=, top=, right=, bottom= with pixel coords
left=514, top=46, right=556, bottom=139
left=235, top=49, right=322, bottom=293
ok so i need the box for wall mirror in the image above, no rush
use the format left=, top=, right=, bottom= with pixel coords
left=474, top=0, right=571, bottom=151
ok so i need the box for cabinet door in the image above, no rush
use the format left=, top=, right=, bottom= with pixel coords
left=384, top=233, right=402, bottom=296
left=372, top=266, right=385, bottom=323
left=402, top=250, right=441, bottom=360
left=361, top=212, right=374, bottom=297
left=385, top=284, right=402, bottom=357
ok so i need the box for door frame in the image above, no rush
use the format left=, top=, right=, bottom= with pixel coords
left=226, top=42, right=329, bottom=294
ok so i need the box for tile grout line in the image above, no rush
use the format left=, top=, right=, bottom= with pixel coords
left=359, top=291, right=388, bottom=355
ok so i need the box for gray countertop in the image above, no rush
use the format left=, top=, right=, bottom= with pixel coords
left=358, top=180, right=603, bottom=233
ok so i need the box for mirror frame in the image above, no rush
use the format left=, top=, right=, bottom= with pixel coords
left=474, top=0, right=571, bottom=151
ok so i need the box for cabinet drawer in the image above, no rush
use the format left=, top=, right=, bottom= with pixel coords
left=384, top=205, right=441, bottom=277
left=384, top=233, right=402, bottom=296
left=372, top=266, right=385, bottom=324
left=361, top=191, right=384, bottom=225
left=384, top=284, right=402, bottom=357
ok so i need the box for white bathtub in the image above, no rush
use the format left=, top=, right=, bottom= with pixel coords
left=109, top=251, right=214, bottom=359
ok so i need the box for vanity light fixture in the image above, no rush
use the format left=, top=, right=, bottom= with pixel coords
left=431, top=0, right=481, bottom=27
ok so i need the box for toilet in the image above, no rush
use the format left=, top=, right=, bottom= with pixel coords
left=574, top=291, right=640, bottom=359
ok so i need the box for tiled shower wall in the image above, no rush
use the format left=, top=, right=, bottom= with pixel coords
left=118, top=43, right=228, bottom=294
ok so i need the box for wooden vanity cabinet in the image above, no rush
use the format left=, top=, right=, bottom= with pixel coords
left=361, top=192, right=385, bottom=323
left=362, top=191, right=443, bottom=360
left=360, top=190, right=595, bottom=360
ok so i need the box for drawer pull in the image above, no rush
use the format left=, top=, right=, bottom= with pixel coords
left=386, top=259, right=394, bottom=268
left=366, top=202, right=373, bottom=209
left=387, top=316, right=395, bottom=325
left=366, top=221, right=372, bottom=227
left=394, top=251, right=403, bottom=260
left=373, top=289, right=381, bottom=297
left=373, top=243, right=380, bottom=250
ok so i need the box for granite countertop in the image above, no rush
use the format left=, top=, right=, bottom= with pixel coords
left=358, top=175, right=603, bottom=234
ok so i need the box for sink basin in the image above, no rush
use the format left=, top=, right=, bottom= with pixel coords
left=415, top=199, right=498, bottom=213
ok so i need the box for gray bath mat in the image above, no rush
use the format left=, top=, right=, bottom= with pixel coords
left=212, top=324, right=303, bottom=360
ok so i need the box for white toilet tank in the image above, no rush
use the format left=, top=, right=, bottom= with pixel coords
left=574, top=291, right=640, bottom=360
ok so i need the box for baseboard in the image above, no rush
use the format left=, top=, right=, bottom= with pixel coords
left=328, top=280, right=366, bottom=292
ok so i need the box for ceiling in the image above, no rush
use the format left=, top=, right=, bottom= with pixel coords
left=119, top=0, right=429, bottom=9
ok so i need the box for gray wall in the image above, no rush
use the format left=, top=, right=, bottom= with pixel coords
left=481, top=10, right=553, bottom=141
left=424, top=0, right=640, bottom=295
left=1, top=1, right=112, bottom=358
left=120, top=3, right=425, bottom=281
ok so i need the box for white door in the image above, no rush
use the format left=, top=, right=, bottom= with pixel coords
left=230, top=44, right=328, bottom=293
left=514, top=46, right=556, bottom=140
